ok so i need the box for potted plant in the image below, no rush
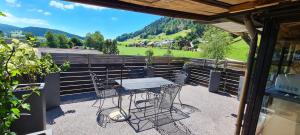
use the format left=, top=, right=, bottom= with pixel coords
left=0, top=37, right=68, bottom=134
left=42, top=54, right=70, bottom=110
left=201, top=26, right=233, bottom=93
left=144, top=48, right=155, bottom=77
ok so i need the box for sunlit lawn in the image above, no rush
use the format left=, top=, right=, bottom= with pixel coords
left=118, top=46, right=203, bottom=58
left=118, top=37, right=249, bottom=61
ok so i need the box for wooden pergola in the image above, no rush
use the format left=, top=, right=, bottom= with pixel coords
left=63, top=1, right=300, bottom=135
left=66, top=0, right=299, bottom=34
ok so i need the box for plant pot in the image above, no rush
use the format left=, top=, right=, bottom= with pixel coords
left=208, top=70, right=221, bottom=93
left=11, top=83, right=46, bottom=135
left=44, top=73, right=60, bottom=110
left=238, top=76, right=245, bottom=100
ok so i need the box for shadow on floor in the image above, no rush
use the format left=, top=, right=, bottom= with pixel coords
left=172, top=103, right=201, bottom=115
left=46, top=107, right=76, bottom=125
left=156, top=121, right=194, bottom=135
left=94, top=104, right=198, bottom=134
left=61, top=89, right=118, bottom=105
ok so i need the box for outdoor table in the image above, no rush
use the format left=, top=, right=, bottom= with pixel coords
left=108, top=77, right=174, bottom=122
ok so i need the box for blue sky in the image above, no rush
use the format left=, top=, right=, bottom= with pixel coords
left=0, top=0, right=161, bottom=39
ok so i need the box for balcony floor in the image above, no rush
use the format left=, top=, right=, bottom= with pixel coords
left=46, top=85, right=239, bottom=135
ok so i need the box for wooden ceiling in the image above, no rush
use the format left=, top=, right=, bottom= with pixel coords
left=66, top=0, right=295, bottom=21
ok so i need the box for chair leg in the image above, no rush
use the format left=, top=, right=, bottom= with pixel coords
left=178, top=88, right=183, bottom=107
left=92, top=98, right=99, bottom=107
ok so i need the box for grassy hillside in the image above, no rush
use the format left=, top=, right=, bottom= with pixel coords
left=226, top=38, right=249, bottom=61
left=118, top=46, right=202, bottom=58
left=119, top=29, right=191, bottom=46
left=118, top=37, right=249, bottom=61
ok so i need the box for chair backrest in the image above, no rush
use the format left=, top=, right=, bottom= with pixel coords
left=90, top=72, right=104, bottom=97
left=174, top=71, right=187, bottom=86
left=157, top=84, right=181, bottom=109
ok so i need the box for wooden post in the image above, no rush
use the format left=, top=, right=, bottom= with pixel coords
left=235, top=14, right=258, bottom=135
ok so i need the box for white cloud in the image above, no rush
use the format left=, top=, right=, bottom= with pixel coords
left=44, top=12, right=51, bottom=16
left=49, top=0, right=106, bottom=10
left=29, top=9, right=51, bottom=16
left=0, top=12, right=50, bottom=27
left=5, top=0, right=21, bottom=7
left=49, top=0, right=74, bottom=10
left=111, top=17, right=118, bottom=21
left=74, top=3, right=107, bottom=10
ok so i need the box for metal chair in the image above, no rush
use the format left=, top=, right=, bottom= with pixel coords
left=151, top=84, right=181, bottom=128
left=174, top=71, right=187, bottom=106
left=90, top=72, right=117, bottom=114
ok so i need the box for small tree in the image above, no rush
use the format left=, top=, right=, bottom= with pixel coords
left=201, top=26, right=233, bottom=67
left=164, top=48, right=173, bottom=57
left=145, top=48, right=154, bottom=67
left=102, top=39, right=119, bottom=54
left=84, top=31, right=104, bottom=50
left=69, top=37, right=83, bottom=47
left=57, top=34, right=69, bottom=48
left=45, top=31, right=58, bottom=48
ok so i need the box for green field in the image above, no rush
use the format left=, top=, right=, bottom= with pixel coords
left=119, top=29, right=191, bottom=46
left=118, top=46, right=203, bottom=58
left=118, top=37, right=249, bottom=62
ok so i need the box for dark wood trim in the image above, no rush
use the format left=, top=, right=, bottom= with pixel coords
left=242, top=19, right=279, bottom=135
left=65, top=0, right=213, bottom=21
left=211, top=1, right=300, bottom=21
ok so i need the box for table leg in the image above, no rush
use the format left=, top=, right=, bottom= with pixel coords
left=109, top=94, right=131, bottom=122
left=128, top=93, right=133, bottom=114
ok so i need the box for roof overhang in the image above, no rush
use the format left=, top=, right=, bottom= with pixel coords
left=64, top=0, right=300, bottom=34
left=65, top=0, right=299, bottom=21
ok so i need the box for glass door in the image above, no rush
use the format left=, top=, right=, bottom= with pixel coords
left=255, top=22, right=300, bottom=135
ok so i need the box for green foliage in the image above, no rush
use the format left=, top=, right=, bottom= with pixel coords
left=57, top=34, right=69, bottom=48
left=24, top=32, right=34, bottom=40
left=84, top=31, right=104, bottom=50
left=164, top=48, right=173, bottom=57
left=69, top=37, right=83, bottom=47
left=201, top=26, right=233, bottom=62
left=118, top=46, right=203, bottom=58
left=60, top=61, right=70, bottom=72
left=0, top=11, right=5, bottom=16
left=45, top=31, right=59, bottom=48
left=0, top=31, right=4, bottom=37
left=145, top=48, right=154, bottom=66
left=116, top=17, right=205, bottom=42
left=102, top=39, right=119, bottom=54
left=0, top=38, right=68, bottom=134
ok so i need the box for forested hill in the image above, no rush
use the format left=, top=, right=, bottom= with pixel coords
left=0, top=23, right=83, bottom=39
left=116, top=17, right=206, bottom=42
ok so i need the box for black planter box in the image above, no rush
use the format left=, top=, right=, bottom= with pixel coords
left=44, top=73, right=60, bottom=110
left=11, top=83, right=46, bottom=135
left=208, top=70, right=221, bottom=93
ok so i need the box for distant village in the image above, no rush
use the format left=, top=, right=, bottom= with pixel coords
left=126, top=39, right=200, bottom=51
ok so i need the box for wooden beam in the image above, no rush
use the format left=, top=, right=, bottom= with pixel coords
left=65, top=0, right=213, bottom=21
left=229, top=0, right=282, bottom=13
left=189, top=0, right=232, bottom=9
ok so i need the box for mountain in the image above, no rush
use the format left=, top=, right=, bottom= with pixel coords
left=0, top=23, right=83, bottom=39
left=116, top=17, right=206, bottom=42
left=0, top=23, right=20, bottom=32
